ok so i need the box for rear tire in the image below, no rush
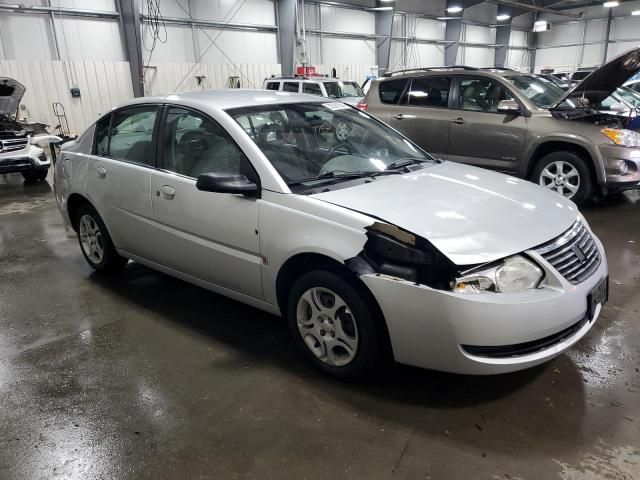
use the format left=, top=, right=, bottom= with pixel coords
left=531, top=151, right=593, bottom=205
left=287, top=270, right=383, bottom=380
left=75, top=204, right=128, bottom=273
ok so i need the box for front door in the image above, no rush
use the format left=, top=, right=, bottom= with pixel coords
left=387, top=75, right=453, bottom=159
left=151, top=106, right=263, bottom=299
left=446, top=76, right=528, bottom=173
left=85, top=105, right=159, bottom=258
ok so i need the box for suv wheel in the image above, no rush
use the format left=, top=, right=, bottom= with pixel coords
left=75, top=204, right=128, bottom=272
left=287, top=270, right=383, bottom=379
left=532, top=151, right=592, bottom=205
left=22, top=169, right=48, bottom=182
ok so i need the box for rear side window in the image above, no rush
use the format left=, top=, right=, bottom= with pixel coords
left=407, top=76, right=451, bottom=107
left=108, top=105, right=159, bottom=165
left=303, top=82, right=322, bottom=95
left=266, top=82, right=280, bottom=91
left=283, top=82, right=299, bottom=93
left=94, top=114, right=111, bottom=155
left=379, top=79, right=408, bottom=104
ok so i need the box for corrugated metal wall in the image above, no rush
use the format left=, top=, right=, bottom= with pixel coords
left=0, top=60, right=133, bottom=134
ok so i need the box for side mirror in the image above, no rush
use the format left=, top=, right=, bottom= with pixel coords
left=610, top=102, right=627, bottom=113
left=196, top=172, right=260, bottom=197
left=497, top=99, right=521, bottom=115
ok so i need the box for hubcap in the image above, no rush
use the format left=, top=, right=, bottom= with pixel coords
left=79, top=214, right=104, bottom=264
left=539, top=161, right=580, bottom=199
left=296, top=287, right=358, bottom=367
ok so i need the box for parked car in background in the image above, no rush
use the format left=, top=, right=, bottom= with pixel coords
left=623, top=78, right=640, bottom=93
left=0, top=77, right=50, bottom=182
left=55, top=90, right=608, bottom=379
left=537, top=73, right=570, bottom=90
left=262, top=76, right=364, bottom=105
left=361, top=49, right=640, bottom=205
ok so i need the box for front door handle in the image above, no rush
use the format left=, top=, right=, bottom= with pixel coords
left=158, top=185, right=175, bottom=200
left=393, top=113, right=406, bottom=120
left=451, top=118, right=466, bottom=125
left=96, top=166, right=106, bottom=178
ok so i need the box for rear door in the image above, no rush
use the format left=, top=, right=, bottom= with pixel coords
left=446, top=76, right=528, bottom=172
left=387, top=75, right=453, bottom=158
left=85, top=105, right=160, bottom=258
left=366, top=78, right=408, bottom=124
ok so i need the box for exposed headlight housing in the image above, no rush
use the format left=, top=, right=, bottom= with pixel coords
left=453, top=255, right=544, bottom=294
left=601, top=128, right=640, bottom=147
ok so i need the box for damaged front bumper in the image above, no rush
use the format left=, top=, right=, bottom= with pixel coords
left=359, top=237, right=608, bottom=375
left=0, top=145, right=49, bottom=175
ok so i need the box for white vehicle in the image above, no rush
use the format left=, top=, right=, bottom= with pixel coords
left=263, top=76, right=364, bottom=105
left=0, top=77, right=50, bottom=181
left=55, top=90, right=608, bottom=379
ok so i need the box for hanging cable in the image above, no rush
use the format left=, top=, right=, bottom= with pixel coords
left=143, top=0, right=168, bottom=80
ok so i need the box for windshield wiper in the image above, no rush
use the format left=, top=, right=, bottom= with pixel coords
left=384, top=157, right=431, bottom=170
left=288, top=169, right=399, bottom=186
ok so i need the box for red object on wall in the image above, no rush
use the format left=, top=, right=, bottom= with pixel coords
left=296, top=66, right=317, bottom=76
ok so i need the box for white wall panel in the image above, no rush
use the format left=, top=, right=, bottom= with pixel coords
left=415, top=18, right=445, bottom=40
left=0, top=60, right=133, bottom=133
left=612, top=17, right=640, bottom=41
left=607, top=41, right=640, bottom=61
left=534, top=45, right=580, bottom=72
left=191, top=0, right=275, bottom=25
left=317, top=38, right=375, bottom=65
left=584, top=20, right=606, bottom=43
left=313, top=64, right=377, bottom=83
left=509, top=30, right=529, bottom=48
left=0, top=13, right=57, bottom=60
left=195, top=29, right=278, bottom=64
left=144, top=62, right=281, bottom=94
left=320, top=5, right=374, bottom=34
left=143, top=24, right=194, bottom=63
left=457, top=46, right=494, bottom=68
left=55, top=17, right=125, bottom=61
left=463, top=24, right=494, bottom=44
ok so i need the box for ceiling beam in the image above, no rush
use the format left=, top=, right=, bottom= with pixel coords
left=486, top=0, right=582, bottom=17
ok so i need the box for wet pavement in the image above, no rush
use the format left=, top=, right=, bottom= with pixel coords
left=0, top=171, right=638, bottom=480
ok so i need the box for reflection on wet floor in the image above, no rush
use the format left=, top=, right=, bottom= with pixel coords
left=0, top=172, right=639, bottom=479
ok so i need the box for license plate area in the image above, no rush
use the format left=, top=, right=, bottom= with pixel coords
left=587, top=276, right=609, bottom=321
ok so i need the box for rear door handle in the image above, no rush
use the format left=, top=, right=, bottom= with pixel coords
left=451, top=118, right=466, bottom=125
left=96, top=166, right=106, bottom=178
left=158, top=185, right=175, bottom=200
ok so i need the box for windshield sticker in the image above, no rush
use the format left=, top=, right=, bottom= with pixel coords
left=322, top=102, right=351, bottom=111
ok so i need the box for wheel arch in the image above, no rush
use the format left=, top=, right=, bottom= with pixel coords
left=522, top=139, right=605, bottom=190
left=275, top=252, right=393, bottom=358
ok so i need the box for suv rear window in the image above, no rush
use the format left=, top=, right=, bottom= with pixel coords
left=379, top=79, right=408, bottom=104
left=283, top=82, right=299, bottom=93
left=407, top=77, right=450, bottom=107
left=265, top=82, right=280, bottom=91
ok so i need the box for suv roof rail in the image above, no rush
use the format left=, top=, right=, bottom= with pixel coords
left=478, top=67, right=517, bottom=72
left=382, top=65, right=478, bottom=77
left=266, top=75, right=334, bottom=81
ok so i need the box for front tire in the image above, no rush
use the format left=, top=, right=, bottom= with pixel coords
left=531, top=151, right=593, bottom=205
left=22, top=169, right=48, bottom=182
left=287, top=270, right=383, bottom=379
left=75, top=204, right=127, bottom=273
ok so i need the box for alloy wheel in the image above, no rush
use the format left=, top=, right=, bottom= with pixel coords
left=79, top=214, right=104, bottom=265
left=539, top=160, right=581, bottom=199
left=296, top=287, right=359, bottom=367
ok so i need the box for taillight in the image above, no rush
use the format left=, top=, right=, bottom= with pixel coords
left=356, top=102, right=368, bottom=111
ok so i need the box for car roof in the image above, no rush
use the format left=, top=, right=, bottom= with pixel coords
left=378, top=67, right=518, bottom=81
left=111, top=89, right=327, bottom=111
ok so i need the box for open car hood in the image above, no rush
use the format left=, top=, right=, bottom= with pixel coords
left=550, top=47, right=640, bottom=109
left=311, top=162, right=578, bottom=266
left=0, top=77, right=25, bottom=117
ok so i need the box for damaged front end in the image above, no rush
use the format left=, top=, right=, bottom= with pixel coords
left=346, top=222, right=461, bottom=290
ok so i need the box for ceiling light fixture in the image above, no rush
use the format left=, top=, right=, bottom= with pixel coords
left=633, top=10, right=640, bottom=15
left=446, top=6, right=463, bottom=13
left=603, top=1, right=619, bottom=7
left=496, top=13, right=511, bottom=21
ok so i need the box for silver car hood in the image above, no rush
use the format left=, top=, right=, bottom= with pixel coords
left=311, top=162, right=579, bottom=265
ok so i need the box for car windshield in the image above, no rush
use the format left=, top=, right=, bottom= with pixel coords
left=614, top=87, right=640, bottom=109
left=505, top=74, right=566, bottom=109
left=324, top=81, right=364, bottom=98
left=227, top=102, right=435, bottom=190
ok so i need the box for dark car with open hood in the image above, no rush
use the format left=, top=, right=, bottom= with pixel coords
left=361, top=48, right=640, bottom=205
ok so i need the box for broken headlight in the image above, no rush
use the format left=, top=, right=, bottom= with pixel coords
left=453, top=255, right=543, bottom=294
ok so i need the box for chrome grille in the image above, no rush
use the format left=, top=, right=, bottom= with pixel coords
left=535, top=219, right=601, bottom=285
left=0, top=138, right=28, bottom=153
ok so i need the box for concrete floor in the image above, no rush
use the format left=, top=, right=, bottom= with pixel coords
left=0, top=171, right=638, bottom=480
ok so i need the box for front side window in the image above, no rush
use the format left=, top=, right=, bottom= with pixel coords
left=108, top=106, right=158, bottom=165
left=303, top=82, right=323, bottom=95
left=378, top=79, right=409, bottom=104
left=458, top=77, right=514, bottom=113
left=505, top=74, right=565, bottom=109
left=407, top=76, right=451, bottom=107
left=283, top=82, right=300, bottom=93
left=227, top=102, right=436, bottom=191
left=160, top=107, right=256, bottom=181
